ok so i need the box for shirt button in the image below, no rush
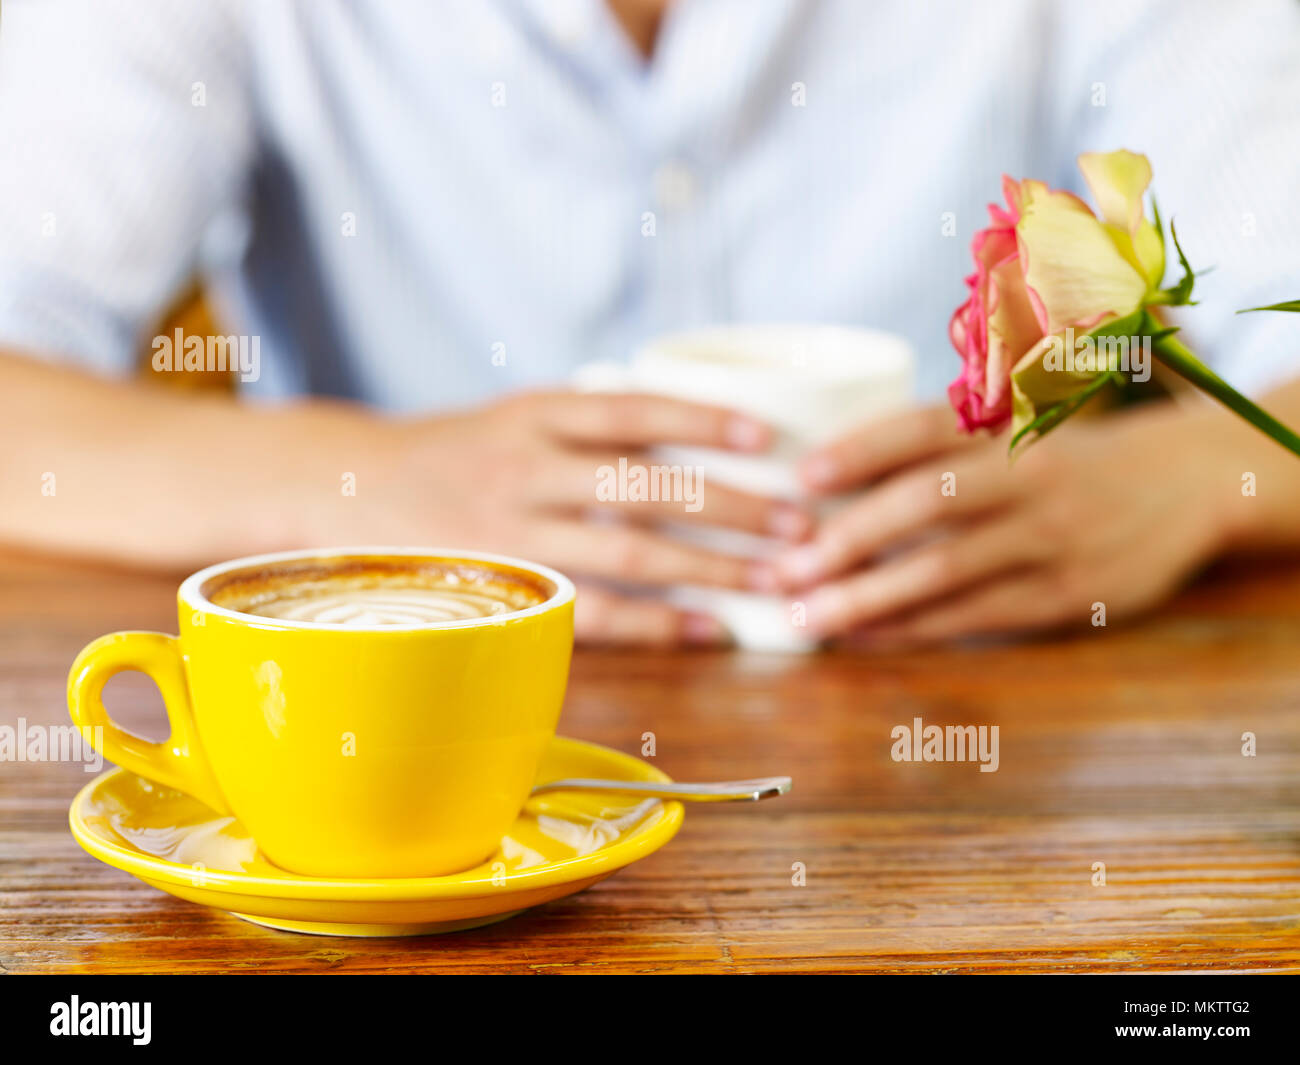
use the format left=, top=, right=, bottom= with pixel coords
left=653, top=160, right=697, bottom=211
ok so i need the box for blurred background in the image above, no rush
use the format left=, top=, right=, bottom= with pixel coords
left=1, top=0, right=1299, bottom=647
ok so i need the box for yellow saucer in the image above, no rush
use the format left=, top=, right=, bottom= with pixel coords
left=69, top=737, right=684, bottom=937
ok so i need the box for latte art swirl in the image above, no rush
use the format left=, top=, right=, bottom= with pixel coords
left=248, top=587, right=513, bottom=626
left=207, top=560, right=551, bottom=627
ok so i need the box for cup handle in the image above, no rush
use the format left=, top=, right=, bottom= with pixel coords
left=67, top=631, right=230, bottom=813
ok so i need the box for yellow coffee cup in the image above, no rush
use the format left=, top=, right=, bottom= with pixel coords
left=67, top=548, right=575, bottom=878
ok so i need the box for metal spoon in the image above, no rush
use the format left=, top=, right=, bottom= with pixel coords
left=530, top=775, right=792, bottom=803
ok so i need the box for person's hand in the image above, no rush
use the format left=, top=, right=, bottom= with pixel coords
left=304, top=390, right=811, bottom=647
left=770, top=403, right=1235, bottom=646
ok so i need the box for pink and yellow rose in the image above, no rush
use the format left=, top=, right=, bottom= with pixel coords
left=948, top=149, right=1166, bottom=437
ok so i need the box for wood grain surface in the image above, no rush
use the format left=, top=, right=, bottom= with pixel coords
left=2, top=548, right=1298, bottom=974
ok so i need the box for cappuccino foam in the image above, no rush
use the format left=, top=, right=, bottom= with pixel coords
left=206, top=558, right=550, bottom=627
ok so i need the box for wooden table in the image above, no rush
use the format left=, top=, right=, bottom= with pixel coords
left=3, top=549, right=1299, bottom=974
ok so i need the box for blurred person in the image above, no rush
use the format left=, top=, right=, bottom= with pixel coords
left=2, top=0, right=1299, bottom=647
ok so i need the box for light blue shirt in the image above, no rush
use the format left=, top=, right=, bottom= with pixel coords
left=2, top=0, right=1298, bottom=411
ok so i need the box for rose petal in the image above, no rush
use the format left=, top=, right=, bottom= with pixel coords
left=984, top=253, right=1044, bottom=409
left=1016, top=183, right=1148, bottom=333
left=1078, top=149, right=1152, bottom=236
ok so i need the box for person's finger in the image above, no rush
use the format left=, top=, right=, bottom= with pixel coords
left=527, top=391, right=771, bottom=452
left=531, top=452, right=812, bottom=541
left=798, top=404, right=977, bottom=494
left=774, top=450, right=1019, bottom=587
left=800, top=516, right=1055, bottom=635
left=573, top=584, right=729, bottom=648
left=841, top=569, right=1085, bottom=646
left=528, top=518, right=766, bottom=591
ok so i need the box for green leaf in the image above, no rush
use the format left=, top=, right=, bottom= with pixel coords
left=1007, top=308, right=1175, bottom=455
left=1008, top=372, right=1120, bottom=455
left=1157, top=219, right=1197, bottom=306
left=1084, top=307, right=1177, bottom=350
left=1150, top=196, right=1167, bottom=278
left=1236, top=299, right=1300, bottom=314
left=1088, top=307, right=1147, bottom=342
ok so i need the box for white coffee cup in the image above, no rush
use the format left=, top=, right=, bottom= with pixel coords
left=575, top=323, right=915, bottom=651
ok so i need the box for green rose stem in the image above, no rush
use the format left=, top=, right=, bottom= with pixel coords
left=1152, top=333, right=1300, bottom=459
